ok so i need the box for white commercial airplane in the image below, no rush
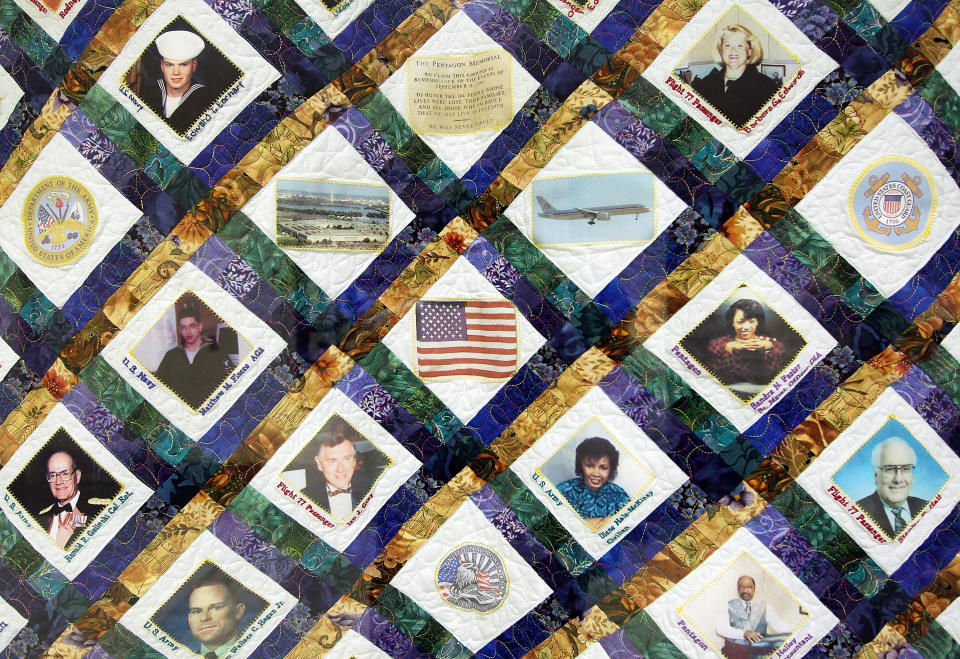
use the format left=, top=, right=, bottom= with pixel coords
left=536, top=196, right=651, bottom=225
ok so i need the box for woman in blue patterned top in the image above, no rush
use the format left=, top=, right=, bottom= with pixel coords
left=557, top=437, right=630, bottom=529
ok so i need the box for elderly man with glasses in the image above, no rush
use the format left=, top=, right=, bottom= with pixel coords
left=856, top=437, right=929, bottom=539
left=37, top=450, right=110, bottom=549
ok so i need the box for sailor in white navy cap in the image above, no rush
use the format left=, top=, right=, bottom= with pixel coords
left=141, top=29, right=215, bottom=135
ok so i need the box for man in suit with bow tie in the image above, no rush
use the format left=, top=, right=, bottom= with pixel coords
left=36, top=450, right=109, bottom=549
left=716, top=575, right=791, bottom=658
left=302, top=431, right=379, bottom=523
left=856, top=437, right=928, bottom=539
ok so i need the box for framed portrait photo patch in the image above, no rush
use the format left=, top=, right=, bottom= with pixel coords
left=641, top=0, right=837, bottom=158
left=644, top=253, right=837, bottom=432
left=509, top=385, right=687, bottom=559
left=118, top=530, right=295, bottom=659
left=99, top=262, right=287, bottom=441
left=645, top=527, right=838, bottom=659
left=97, top=0, right=280, bottom=163
left=796, top=387, right=960, bottom=574
left=0, top=403, right=153, bottom=579
left=248, top=387, right=421, bottom=551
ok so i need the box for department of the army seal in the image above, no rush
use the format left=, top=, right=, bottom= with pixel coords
left=850, top=157, right=936, bottom=251
left=435, top=543, right=508, bottom=613
left=22, top=176, right=98, bottom=266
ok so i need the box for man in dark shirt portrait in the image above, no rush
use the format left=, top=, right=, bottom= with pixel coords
left=155, top=301, right=229, bottom=409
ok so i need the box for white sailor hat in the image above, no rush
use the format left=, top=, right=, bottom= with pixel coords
left=155, top=30, right=204, bottom=61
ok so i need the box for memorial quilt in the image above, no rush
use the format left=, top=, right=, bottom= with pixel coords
left=1, top=0, right=960, bottom=656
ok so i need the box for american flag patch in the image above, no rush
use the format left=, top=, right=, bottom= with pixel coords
left=415, top=300, right=517, bottom=380
left=37, top=204, right=54, bottom=230
left=474, top=568, right=496, bottom=592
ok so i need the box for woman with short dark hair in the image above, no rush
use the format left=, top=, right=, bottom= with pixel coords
left=557, top=437, right=630, bottom=527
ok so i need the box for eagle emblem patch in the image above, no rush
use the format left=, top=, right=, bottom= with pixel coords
left=22, top=176, right=98, bottom=267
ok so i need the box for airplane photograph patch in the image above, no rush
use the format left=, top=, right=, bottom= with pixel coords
left=529, top=171, right=655, bottom=247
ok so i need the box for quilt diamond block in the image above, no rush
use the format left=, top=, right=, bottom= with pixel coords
left=99, top=261, right=287, bottom=440
left=380, top=255, right=546, bottom=422
left=389, top=499, right=553, bottom=653
left=378, top=9, right=541, bottom=177
left=797, top=387, right=960, bottom=574
left=795, top=112, right=960, bottom=298
left=0, top=133, right=144, bottom=307
left=640, top=0, right=838, bottom=158
left=98, top=0, right=281, bottom=163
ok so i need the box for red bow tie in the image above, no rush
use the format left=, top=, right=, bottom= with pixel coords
left=328, top=487, right=352, bottom=496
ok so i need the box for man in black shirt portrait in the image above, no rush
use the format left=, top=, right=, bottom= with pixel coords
left=154, top=298, right=230, bottom=409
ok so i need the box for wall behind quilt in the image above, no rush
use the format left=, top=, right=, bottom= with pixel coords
left=0, top=0, right=959, bottom=656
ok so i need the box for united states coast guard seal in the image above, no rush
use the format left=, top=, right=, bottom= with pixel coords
left=436, top=543, right=508, bottom=613
left=850, top=157, right=935, bottom=251
left=22, top=176, right=97, bottom=266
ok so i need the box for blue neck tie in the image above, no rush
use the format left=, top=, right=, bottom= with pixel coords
left=892, top=507, right=907, bottom=535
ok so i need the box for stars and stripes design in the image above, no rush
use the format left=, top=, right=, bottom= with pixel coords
left=436, top=550, right=503, bottom=594
left=37, top=204, right=55, bottom=231
left=883, top=194, right=902, bottom=215
left=474, top=566, right=494, bottom=592
left=415, top=300, right=517, bottom=380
